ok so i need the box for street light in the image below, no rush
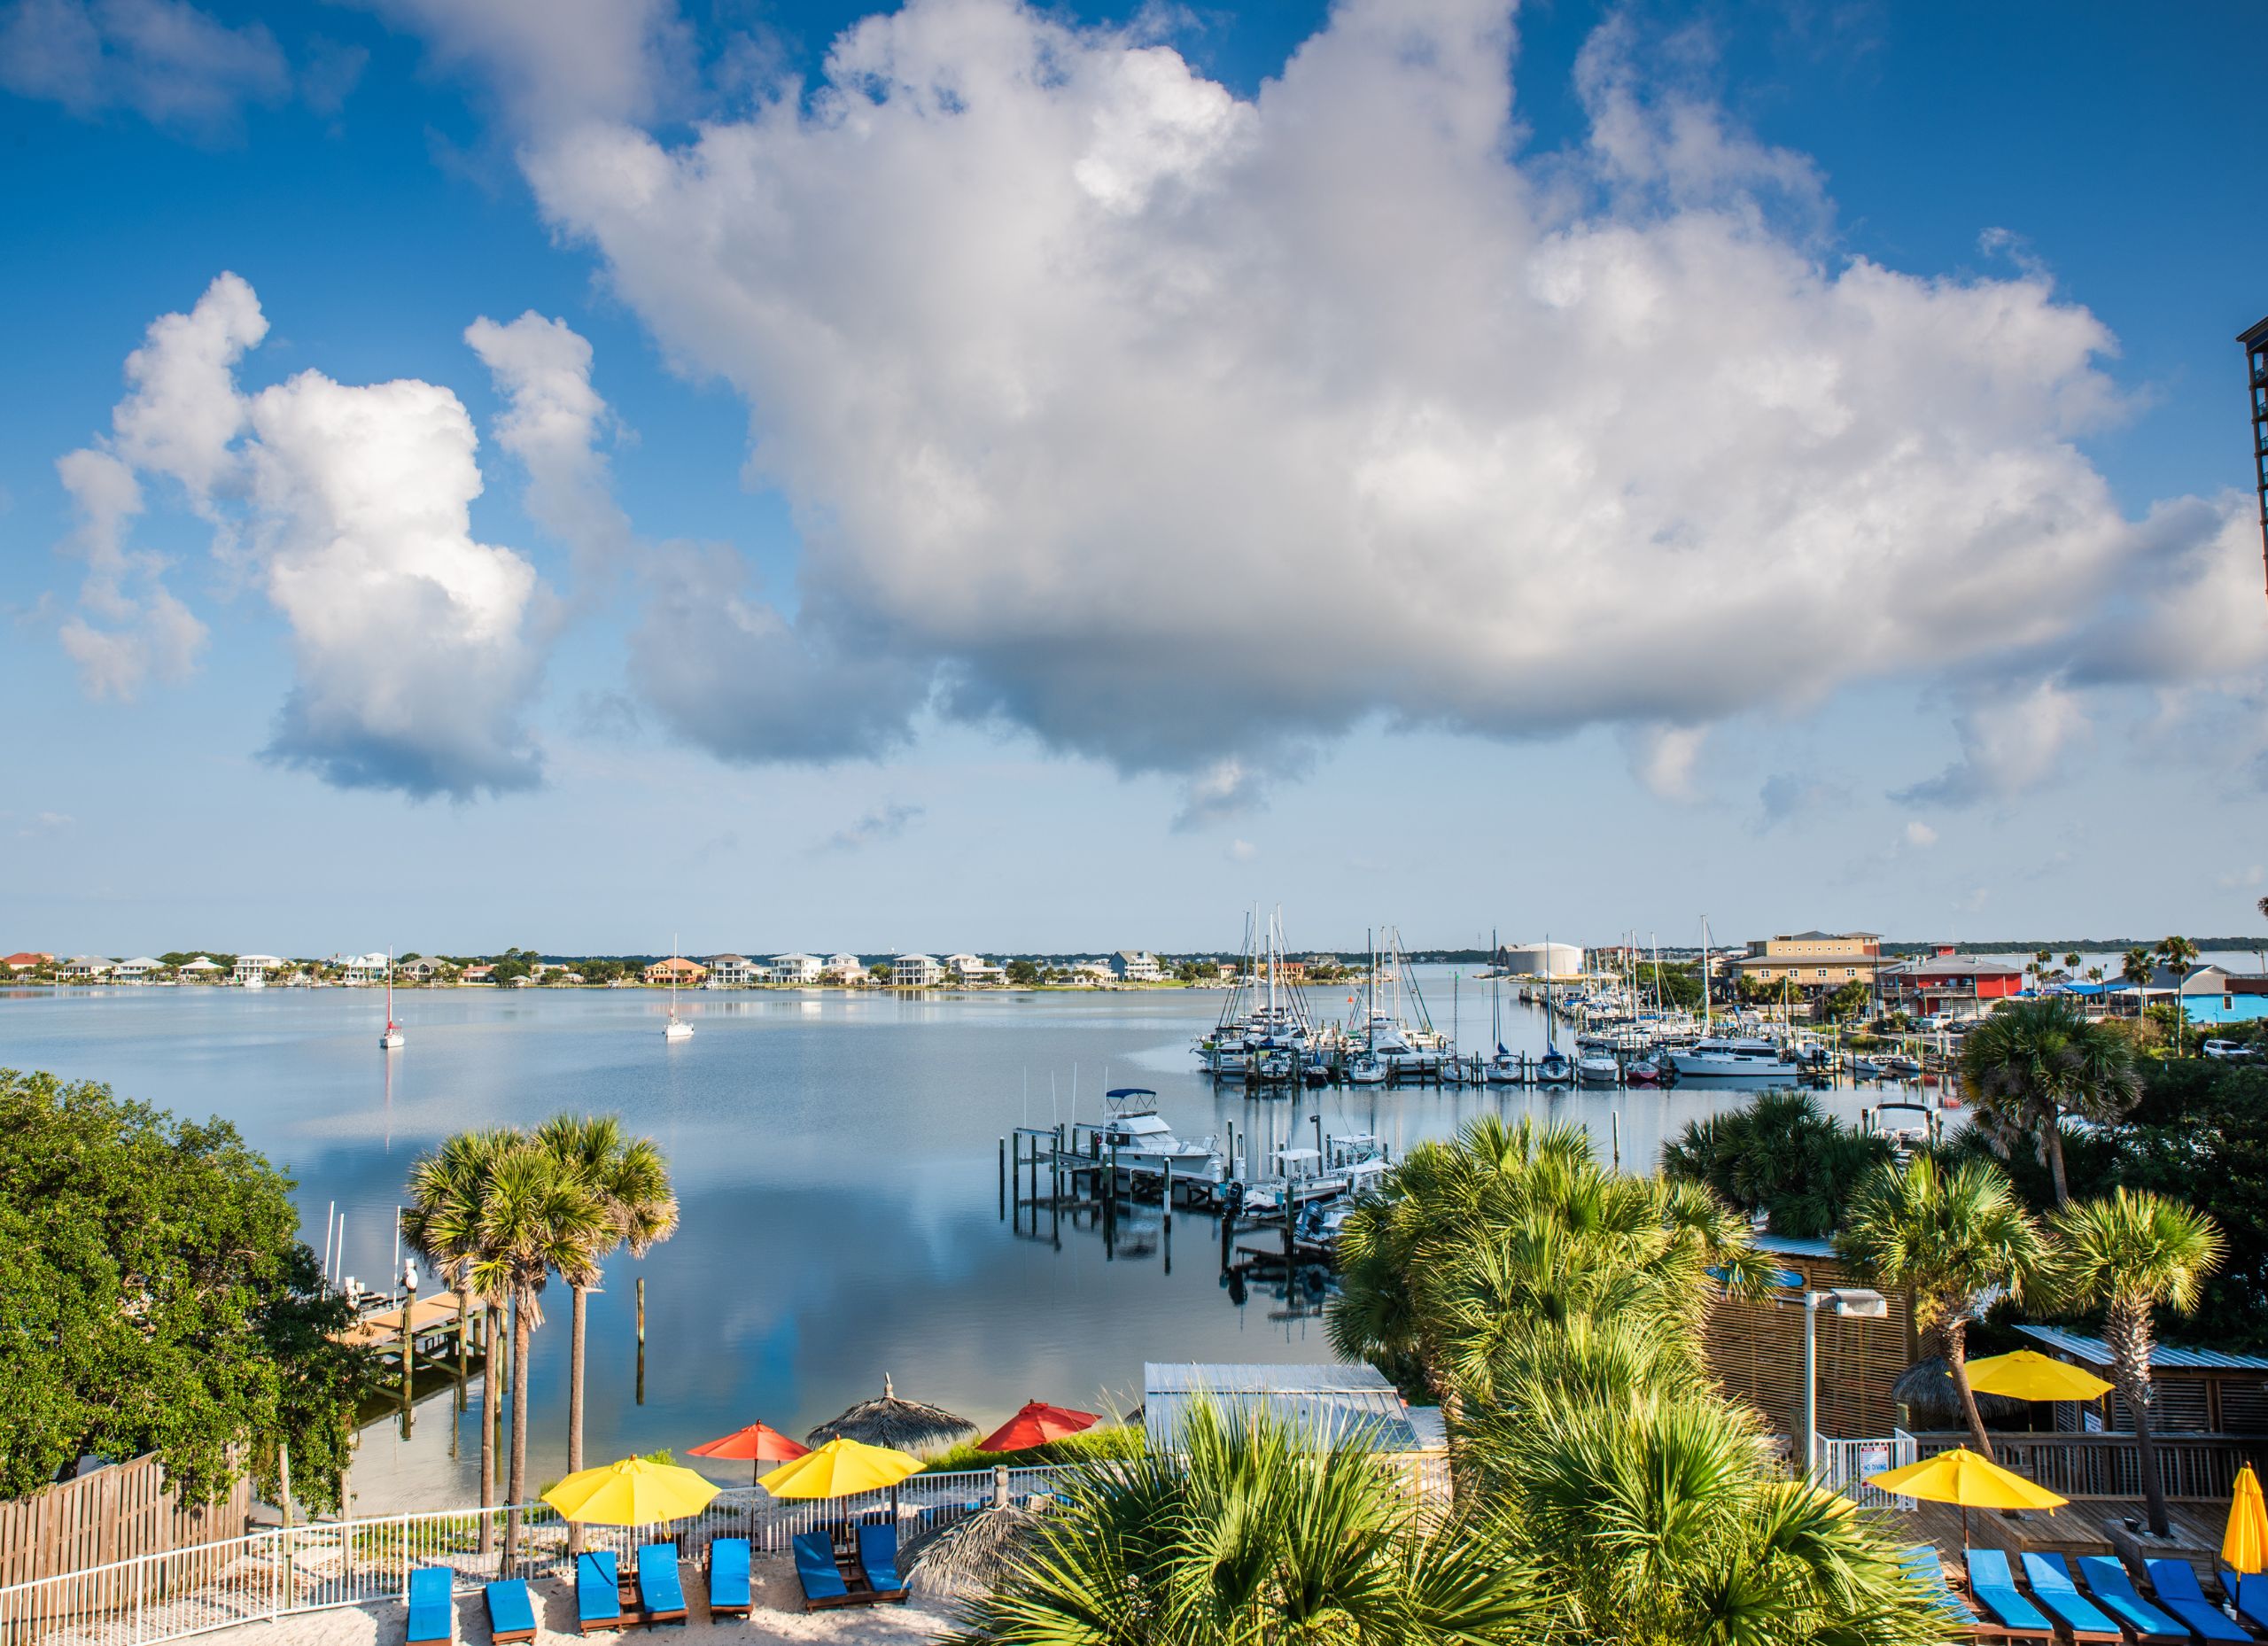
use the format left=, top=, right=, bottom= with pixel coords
left=1801, top=1287, right=1887, bottom=1476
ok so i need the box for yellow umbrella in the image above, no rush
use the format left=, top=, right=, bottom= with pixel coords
left=1868, top=1446, right=2067, bottom=1545
left=757, top=1437, right=921, bottom=1499
left=2225, top=1464, right=2268, bottom=1577
left=1965, top=1350, right=2114, bottom=1403
left=543, top=1456, right=721, bottom=1526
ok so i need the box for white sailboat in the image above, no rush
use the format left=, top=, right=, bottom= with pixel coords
left=378, top=949, right=404, bottom=1050
left=664, top=936, right=694, bottom=1040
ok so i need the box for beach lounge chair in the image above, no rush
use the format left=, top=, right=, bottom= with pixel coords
left=707, top=1537, right=752, bottom=1619
left=2020, top=1554, right=2128, bottom=1643
left=2145, top=1562, right=2255, bottom=1643
left=2230, top=1576, right=2268, bottom=1633
left=408, top=1566, right=454, bottom=1646
left=793, top=1531, right=855, bottom=1611
left=1966, top=1550, right=2057, bottom=1642
left=857, top=1524, right=909, bottom=1603
left=577, top=1550, right=625, bottom=1634
left=1900, top=1545, right=1985, bottom=1637
left=637, top=1543, right=688, bottom=1627
left=484, top=1579, right=537, bottom=1645
left=2078, top=1558, right=2191, bottom=1645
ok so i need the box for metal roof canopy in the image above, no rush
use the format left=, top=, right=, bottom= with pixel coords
left=2015, top=1323, right=2268, bottom=1374
left=1143, top=1362, right=1421, bottom=1453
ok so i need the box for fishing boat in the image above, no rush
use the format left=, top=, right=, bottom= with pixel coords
left=378, top=950, right=404, bottom=1050
left=1088, top=1091, right=1225, bottom=1183
left=664, top=936, right=694, bottom=1040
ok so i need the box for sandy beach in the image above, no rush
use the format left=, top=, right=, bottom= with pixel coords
left=202, top=1558, right=955, bottom=1646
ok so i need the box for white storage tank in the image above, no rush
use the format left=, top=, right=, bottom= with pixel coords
left=1499, top=941, right=1585, bottom=977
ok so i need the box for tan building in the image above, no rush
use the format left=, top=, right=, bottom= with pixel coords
left=1727, top=930, right=1881, bottom=995
left=642, top=956, right=708, bottom=987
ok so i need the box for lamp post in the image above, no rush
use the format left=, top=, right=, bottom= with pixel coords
left=1800, top=1287, right=1886, bottom=1476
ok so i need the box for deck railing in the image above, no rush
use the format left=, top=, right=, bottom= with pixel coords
left=1815, top=1430, right=2268, bottom=1505
left=1817, top=1431, right=1918, bottom=1510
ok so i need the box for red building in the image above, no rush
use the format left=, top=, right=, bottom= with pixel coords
left=1876, top=947, right=2025, bottom=1020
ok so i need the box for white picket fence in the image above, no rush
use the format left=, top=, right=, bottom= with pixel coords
left=0, top=1467, right=1073, bottom=1645
left=1817, top=1431, right=1919, bottom=1510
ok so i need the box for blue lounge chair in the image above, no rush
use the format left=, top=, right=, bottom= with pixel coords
left=2021, top=1554, right=2126, bottom=1642
left=577, top=1550, right=625, bottom=1634
left=858, top=1524, right=908, bottom=1603
left=638, top=1543, right=688, bottom=1627
left=1967, top=1550, right=2057, bottom=1642
left=484, top=1579, right=537, bottom=1644
left=2078, top=1558, right=2191, bottom=1645
left=2232, top=1576, right=2268, bottom=1634
left=1900, top=1545, right=1985, bottom=1637
left=707, top=1537, right=752, bottom=1619
left=408, top=1566, right=454, bottom=1645
left=2145, top=1562, right=2253, bottom=1643
left=793, top=1532, right=853, bottom=1611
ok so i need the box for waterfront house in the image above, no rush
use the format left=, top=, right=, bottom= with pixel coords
left=4, top=951, right=53, bottom=972
left=176, top=955, right=222, bottom=982
left=822, top=952, right=865, bottom=982
left=395, top=956, right=449, bottom=982
left=1876, top=948, right=2023, bottom=1020
left=642, top=956, right=708, bottom=987
left=1727, top=930, right=1882, bottom=996
left=59, top=955, right=115, bottom=981
left=944, top=952, right=1004, bottom=984
left=232, top=954, right=284, bottom=985
left=2108, top=964, right=2267, bottom=1025
left=340, top=951, right=390, bottom=985
left=770, top=952, right=825, bottom=984
left=706, top=954, right=763, bottom=987
left=892, top=953, right=947, bottom=987
left=113, top=957, right=164, bottom=982
left=1109, top=950, right=1163, bottom=982
left=461, top=964, right=494, bottom=983
left=1072, top=960, right=1115, bottom=985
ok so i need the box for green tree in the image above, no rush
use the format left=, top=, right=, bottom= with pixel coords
left=0, top=1070, right=373, bottom=1510
left=951, top=1402, right=1531, bottom=1646
left=1959, top=997, right=2140, bottom=1207
left=1005, top=959, right=1044, bottom=988
left=532, top=1115, right=678, bottom=1536
left=1663, top=1091, right=1892, bottom=1238
left=1837, top=1155, right=2043, bottom=1458
left=2155, top=936, right=2200, bottom=1055
left=2120, top=946, right=2155, bottom=1010
left=1821, top=977, right=1873, bottom=1023
left=2062, top=951, right=2083, bottom=975
left=2044, top=1189, right=2223, bottom=1538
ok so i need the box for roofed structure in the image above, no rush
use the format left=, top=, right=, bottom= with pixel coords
left=1142, top=1363, right=1421, bottom=1452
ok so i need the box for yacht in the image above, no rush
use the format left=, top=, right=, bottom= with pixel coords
left=1090, top=1093, right=1225, bottom=1183
left=1666, top=1037, right=1798, bottom=1079
left=1575, top=1051, right=1620, bottom=1085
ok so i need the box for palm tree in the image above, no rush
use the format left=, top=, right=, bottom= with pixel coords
left=1958, top=996, right=2140, bottom=1206
left=461, top=1138, right=607, bottom=1567
left=2120, top=946, right=2155, bottom=1016
left=2155, top=936, right=2200, bottom=1055
left=532, top=1115, right=680, bottom=1519
left=1837, top=1155, right=2043, bottom=1459
left=402, top=1129, right=521, bottom=1550
left=952, top=1401, right=1531, bottom=1645
left=2062, top=951, right=2083, bottom=977
left=2046, top=1190, right=2224, bottom=1538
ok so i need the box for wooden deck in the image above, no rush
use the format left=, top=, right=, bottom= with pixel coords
left=1879, top=1495, right=2231, bottom=1581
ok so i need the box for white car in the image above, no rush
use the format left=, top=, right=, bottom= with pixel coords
left=2202, top=1038, right=2257, bottom=1060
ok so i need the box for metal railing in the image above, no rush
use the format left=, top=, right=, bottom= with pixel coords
left=0, top=1467, right=1077, bottom=1645
left=1905, top=1430, right=2268, bottom=1501
left=1817, top=1431, right=1917, bottom=1510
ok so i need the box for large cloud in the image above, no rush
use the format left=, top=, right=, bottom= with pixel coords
left=0, top=0, right=291, bottom=136
left=495, top=0, right=2256, bottom=809
left=57, top=274, right=552, bottom=797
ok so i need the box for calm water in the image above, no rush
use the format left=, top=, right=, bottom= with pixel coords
left=2, top=972, right=1889, bottom=1514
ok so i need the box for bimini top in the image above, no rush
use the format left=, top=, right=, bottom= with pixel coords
left=1142, top=1363, right=1420, bottom=1453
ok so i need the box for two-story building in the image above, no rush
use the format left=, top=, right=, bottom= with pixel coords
left=4, top=951, right=54, bottom=972
left=113, top=957, right=164, bottom=982
left=944, top=952, right=1004, bottom=984
left=707, top=955, right=765, bottom=987
left=643, top=956, right=709, bottom=988
left=770, top=953, right=825, bottom=985
left=59, top=955, right=115, bottom=981
left=1725, top=931, right=1882, bottom=997
left=892, top=953, right=947, bottom=987
left=1876, top=949, right=2024, bottom=1020
left=233, top=954, right=284, bottom=985
left=1108, top=951, right=1163, bottom=982
left=823, top=953, right=866, bottom=982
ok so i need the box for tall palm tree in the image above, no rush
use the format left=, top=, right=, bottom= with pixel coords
left=1958, top=996, right=2140, bottom=1206
left=2155, top=936, right=2200, bottom=1055
left=462, top=1139, right=607, bottom=1568
left=532, top=1115, right=680, bottom=1512
left=2046, top=1190, right=2224, bottom=1538
left=2062, top=951, right=2083, bottom=976
left=1837, top=1155, right=2043, bottom=1459
left=402, top=1129, right=521, bottom=1550
left=2120, top=946, right=2155, bottom=1017
left=951, top=1402, right=1533, bottom=1645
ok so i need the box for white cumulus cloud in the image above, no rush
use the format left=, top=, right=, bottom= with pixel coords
left=466, top=311, right=631, bottom=584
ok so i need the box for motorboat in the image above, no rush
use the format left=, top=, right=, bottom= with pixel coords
left=1090, top=1093, right=1225, bottom=1184
left=1575, top=1052, right=1620, bottom=1085
left=1667, top=1037, right=1798, bottom=1079
left=1624, top=1052, right=1668, bottom=1085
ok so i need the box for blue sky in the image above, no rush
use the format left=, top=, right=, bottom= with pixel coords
left=3, top=0, right=2265, bottom=958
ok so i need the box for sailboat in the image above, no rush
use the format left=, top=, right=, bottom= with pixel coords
left=1485, top=927, right=1519, bottom=1084
left=378, top=949, right=404, bottom=1050
left=664, top=936, right=695, bottom=1040
left=1534, top=933, right=1573, bottom=1083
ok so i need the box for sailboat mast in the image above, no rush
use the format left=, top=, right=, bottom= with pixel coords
left=1700, top=916, right=1713, bottom=1035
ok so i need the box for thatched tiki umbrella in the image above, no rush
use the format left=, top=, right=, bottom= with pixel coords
left=905, top=1466, right=1052, bottom=1597
left=808, top=1375, right=978, bottom=1456
left=1893, top=1357, right=2028, bottom=1431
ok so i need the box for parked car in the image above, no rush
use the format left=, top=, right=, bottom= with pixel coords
left=2202, top=1038, right=2259, bottom=1060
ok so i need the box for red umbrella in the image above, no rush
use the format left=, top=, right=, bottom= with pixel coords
left=977, top=1401, right=1102, bottom=1454
left=689, top=1422, right=812, bottom=1486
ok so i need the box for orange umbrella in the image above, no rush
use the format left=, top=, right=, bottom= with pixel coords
left=978, top=1401, right=1102, bottom=1453
left=690, top=1422, right=811, bottom=1486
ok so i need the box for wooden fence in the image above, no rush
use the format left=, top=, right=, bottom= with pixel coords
left=1907, top=1430, right=2268, bottom=1500
left=0, top=1456, right=250, bottom=1593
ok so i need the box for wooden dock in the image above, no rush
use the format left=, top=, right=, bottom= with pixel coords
left=1878, top=1496, right=2230, bottom=1580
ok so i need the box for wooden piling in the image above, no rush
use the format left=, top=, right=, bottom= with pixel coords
left=635, top=1276, right=646, bottom=1345
left=998, top=1136, right=1006, bottom=1220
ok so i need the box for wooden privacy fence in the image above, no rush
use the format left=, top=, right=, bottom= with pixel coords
left=1906, top=1430, right=2268, bottom=1501
left=0, top=1455, right=249, bottom=1591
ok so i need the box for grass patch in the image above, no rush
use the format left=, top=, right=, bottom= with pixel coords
left=918, top=1423, right=1145, bottom=1474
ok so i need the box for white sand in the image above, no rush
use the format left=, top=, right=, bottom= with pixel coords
left=203, top=1558, right=955, bottom=1646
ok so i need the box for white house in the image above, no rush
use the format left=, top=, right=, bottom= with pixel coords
left=1072, top=961, right=1115, bottom=986
left=177, top=956, right=223, bottom=982
left=823, top=953, right=866, bottom=982
left=771, top=953, right=825, bottom=985
left=397, top=957, right=449, bottom=982
left=234, top=954, right=284, bottom=983
left=1109, top=951, right=1163, bottom=982
left=60, top=955, right=116, bottom=981
left=944, top=952, right=1004, bottom=985
left=892, top=953, right=947, bottom=987
left=113, top=957, right=164, bottom=982
left=341, top=952, right=391, bottom=985
left=708, top=955, right=765, bottom=987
